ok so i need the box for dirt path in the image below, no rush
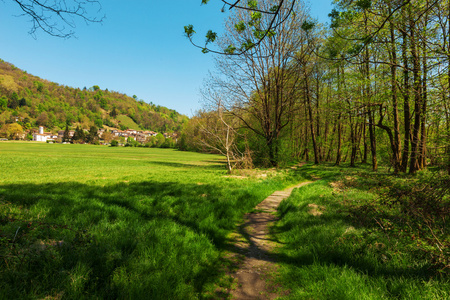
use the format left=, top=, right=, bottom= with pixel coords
left=229, top=181, right=312, bottom=300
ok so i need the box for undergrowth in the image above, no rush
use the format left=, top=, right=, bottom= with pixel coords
left=274, top=163, right=450, bottom=299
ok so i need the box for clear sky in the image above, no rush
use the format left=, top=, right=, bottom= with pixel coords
left=0, top=0, right=333, bottom=116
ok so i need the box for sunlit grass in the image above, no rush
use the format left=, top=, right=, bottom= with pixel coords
left=0, top=142, right=302, bottom=299
left=274, top=163, right=450, bottom=299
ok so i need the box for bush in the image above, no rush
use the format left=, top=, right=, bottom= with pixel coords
left=110, top=140, right=119, bottom=147
left=381, top=172, right=450, bottom=274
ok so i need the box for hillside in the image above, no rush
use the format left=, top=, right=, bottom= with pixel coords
left=0, top=59, right=188, bottom=133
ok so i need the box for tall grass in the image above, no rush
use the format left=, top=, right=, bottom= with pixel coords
left=274, top=163, right=450, bottom=299
left=0, top=142, right=302, bottom=299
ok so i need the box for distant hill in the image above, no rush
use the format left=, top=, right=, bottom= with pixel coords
left=0, top=59, right=188, bottom=133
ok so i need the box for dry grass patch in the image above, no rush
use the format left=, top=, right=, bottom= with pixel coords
left=307, top=203, right=325, bottom=216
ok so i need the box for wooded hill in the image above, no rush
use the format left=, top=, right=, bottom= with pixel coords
left=0, top=59, right=188, bottom=133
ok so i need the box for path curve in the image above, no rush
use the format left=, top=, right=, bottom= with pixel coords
left=230, top=181, right=312, bottom=299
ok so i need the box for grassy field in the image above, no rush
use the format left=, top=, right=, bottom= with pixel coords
left=2, top=143, right=448, bottom=299
left=274, top=164, right=450, bottom=299
left=0, top=142, right=301, bottom=299
left=116, top=114, right=142, bottom=131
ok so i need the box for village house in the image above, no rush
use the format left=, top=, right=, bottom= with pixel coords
left=32, top=126, right=164, bottom=144
left=33, top=126, right=54, bottom=142
left=57, top=130, right=75, bottom=139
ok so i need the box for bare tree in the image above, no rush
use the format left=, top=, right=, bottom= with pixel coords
left=206, top=0, right=310, bottom=166
left=198, top=89, right=252, bottom=173
left=9, top=0, right=104, bottom=38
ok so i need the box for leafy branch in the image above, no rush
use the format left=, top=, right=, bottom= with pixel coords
left=185, top=0, right=296, bottom=55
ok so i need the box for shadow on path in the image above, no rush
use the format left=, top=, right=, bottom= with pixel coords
left=226, top=182, right=312, bottom=300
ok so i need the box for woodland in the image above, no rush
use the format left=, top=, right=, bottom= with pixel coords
left=181, top=0, right=450, bottom=176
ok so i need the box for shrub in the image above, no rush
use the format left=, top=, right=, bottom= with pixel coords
left=381, top=173, right=450, bottom=274
left=110, top=140, right=119, bottom=147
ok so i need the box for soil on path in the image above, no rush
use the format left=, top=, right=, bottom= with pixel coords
left=229, top=181, right=312, bottom=300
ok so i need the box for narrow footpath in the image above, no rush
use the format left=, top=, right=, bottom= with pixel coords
left=229, top=181, right=312, bottom=300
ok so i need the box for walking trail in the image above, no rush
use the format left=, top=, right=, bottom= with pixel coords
left=228, top=181, right=312, bottom=299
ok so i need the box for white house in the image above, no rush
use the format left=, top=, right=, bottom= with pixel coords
left=33, top=126, right=53, bottom=142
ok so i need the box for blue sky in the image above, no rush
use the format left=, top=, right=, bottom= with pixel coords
left=0, top=0, right=333, bottom=116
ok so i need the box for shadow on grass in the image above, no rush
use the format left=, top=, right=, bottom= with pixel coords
left=271, top=170, right=449, bottom=298
left=2, top=163, right=441, bottom=299
left=0, top=179, right=263, bottom=299
left=146, top=160, right=226, bottom=170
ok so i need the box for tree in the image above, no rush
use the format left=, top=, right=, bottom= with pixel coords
left=207, top=0, right=310, bottom=166
left=102, top=131, right=113, bottom=143
left=155, top=133, right=165, bottom=147
left=9, top=0, right=104, bottom=38
left=63, top=124, right=70, bottom=142
left=196, top=94, right=252, bottom=172
left=186, top=0, right=298, bottom=55
left=72, top=126, right=85, bottom=143
left=36, top=111, right=49, bottom=127
left=5, top=123, right=23, bottom=140
left=0, top=97, right=7, bottom=111
left=86, top=125, right=98, bottom=144
left=19, top=98, right=27, bottom=107
left=8, top=93, right=19, bottom=109
left=110, top=106, right=118, bottom=118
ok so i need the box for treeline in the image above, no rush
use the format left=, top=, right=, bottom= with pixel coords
left=0, top=59, right=188, bottom=133
left=180, top=0, right=450, bottom=174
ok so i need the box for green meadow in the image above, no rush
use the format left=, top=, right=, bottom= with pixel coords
left=0, top=142, right=299, bottom=299
left=1, top=143, right=449, bottom=299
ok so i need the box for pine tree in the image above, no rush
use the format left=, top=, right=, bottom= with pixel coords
left=72, top=126, right=85, bottom=143
left=63, top=124, right=70, bottom=142
left=87, top=126, right=98, bottom=144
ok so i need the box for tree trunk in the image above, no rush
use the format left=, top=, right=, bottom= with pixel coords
left=389, top=11, right=402, bottom=174
left=409, top=18, right=422, bottom=174
left=335, top=113, right=342, bottom=166
left=304, top=73, right=319, bottom=165
left=400, top=20, right=411, bottom=173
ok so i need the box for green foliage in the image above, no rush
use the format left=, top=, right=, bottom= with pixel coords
left=235, top=21, right=246, bottom=32
left=184, top=24, right=195, bottom=38
left=94, top=118, right=103, bottom=128
left=72, top=126, right=85, bottom=143
left=109, top=106, right=118, bottom=118
left=33, top=81, right=44, bottom=92
left=250, top=11, right=262, bottom=22
left=125, top=136, right=139, bottom=147
left=269, top=5, right=279, bottom=12
left=247, top=0, right=258, bottom=9
left=241, top=39, right=255, bottom=51
left=355, top=0, right=372, bottom=10
left=205, top=30, right=217, bottom=44
left=0, top=96, right=7, bottom=110
left=62, top=124, right=70, bottom=142
left=154, top=133, right=165, bottom=147
left=224, top=45, right=237, bottom=55
left=86, top=126, right=98, bottom=144
left=110, top=140, right=119, bottom=147
left=301, top=20, right=315, bottom=32
left=8, top=92, right=19, bottom=109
